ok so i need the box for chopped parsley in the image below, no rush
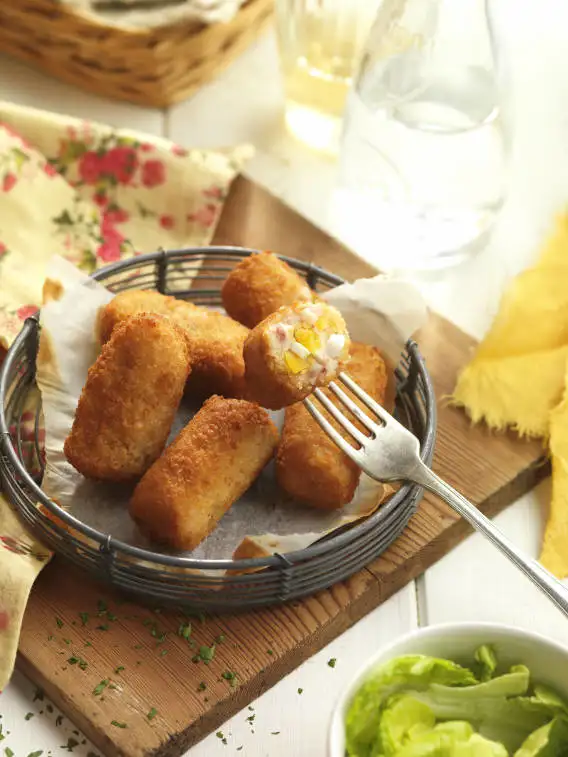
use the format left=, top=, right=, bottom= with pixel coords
left=84, top=642, right=92, bottom=648
left=198, top=644, right=216, bottom=664
left=197, top=681, right=207, bottom=691
left=25, top=712, right=34, bottom=721
left=56, top=716, right=63, bottom=727
left=33, top=688, right=44, bottom=702
left=114, top=666, right=125, bottom=674
left=55, top=618, right=63, bottom=629
left=266, top=649, right=273, bottom=655
left=27, top=751, right=43, bottom=757
left=298, top=688, right=303, bottom=695
left=327, top=658, right=337, bottom=668
left=92, top=679, right=109, bottom=696
left=221, top=671, right=237, bottom=687
left=271, top=732, right=280, bottom=736
left=159, top=649, right=168, bottom=657
left=61, top=738, right=79, bottom=752
left=79, top=613, right=89, bottom=626
left=67, top=656, right=87, bottom=671
left=147, top=708, right=158, bottom=721
left=5, top=748, right=14, bottom=757
left=107, top=612, right=118, bottom=622
left=97, top=600, right=107, bottom=616
left=214, top=634, right=225, bottom=644
left=0, top=724, right=4, bottom=741
left=96, top=624, right=109, bottom=632
left=110, top=721, right=126, bottom=729
left=178, top=622, right=192, bottom=640
left=216, top=732, right=227, bottom=745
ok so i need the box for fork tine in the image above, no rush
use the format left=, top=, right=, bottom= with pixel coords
left=326, top=382, right=380, bottom=434
left=304, top=398, right=363, bottom=464
left=312, top=388, right=369, bottom=446
left=338, top=372, right=393, bottom=425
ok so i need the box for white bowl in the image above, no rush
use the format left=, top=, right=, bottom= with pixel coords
left=328, top=622, right=568, bottom=757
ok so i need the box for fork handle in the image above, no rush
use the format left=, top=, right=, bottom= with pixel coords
left=412, top=462, right=568, bottom=619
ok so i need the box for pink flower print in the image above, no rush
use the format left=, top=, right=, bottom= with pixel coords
left=0, top=611, right=8, bottom=631
left=187, top=203, right=217, bottom=228
left=203, top=185, right=224, bottom=200
left=97, top=215, right=125, bottom=262
left=2, top=173, right=16, bottom=192
left=159, top=214, right=175, bottom=230
left=102, top=146, right=138, bottom=185
left=140, top=142, right=154, bottom=153
left=79, top=151, right=104, bottom=184
left=43, top=162, right=58, bottom=178
left=17, top=304, right=38, bottom=320
left=104, top=207, right=129, bottom=225
left=141, top=159, right=166, bottom=188
left=172, top=144, right=188, bottom=157
left=94, top=192, right=108, bottom=208
left=0, top=242, right=7, bottom=257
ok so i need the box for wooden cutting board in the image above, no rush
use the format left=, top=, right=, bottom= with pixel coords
left=16, top=177, right=548, bottom=757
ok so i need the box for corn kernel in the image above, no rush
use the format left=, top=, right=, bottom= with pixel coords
left=284, top=350, right=308, bottom=374
left=295, top=327, right=321, bottom=354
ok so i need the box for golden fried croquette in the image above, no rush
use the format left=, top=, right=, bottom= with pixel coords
left=97, top=289, right=248, bottom=400
left=129, top=396, right=279, bottom=551
left=64, top=313, right=190, bottom=481
left=221, top=251, right=314, bottom=328
left=243, top=300, right=350, bottom=409
left=275, top=342, right=389, bottom=510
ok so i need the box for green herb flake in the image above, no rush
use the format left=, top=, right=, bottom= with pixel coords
left=55, top=618, right=63, bottom=629
left=25, top=712, right=34, bottom=721
left=27, top=751, right=43, bottom=757
left=297, top=687, right=303, bottom=695
left=114, top=666, right=125, bottom=674
left=61, top=738, right=79, bottom=752
left=159, top=649, right=168, bottom=657
left=63, top=639, right=71, bottom=646
left=246, top=714, right=255, bottom=724
left=33, top=688, right=44, bottom=702
left=198, top=681, right=207, bottom=691
left=110, top=721, right=126, bottom=729
left=96, top=624, right=109, bottom=632
left=48, top=634, right=54, bottom=641
left=237, top=748, right=243, bottom=752
left=46, top=705, right=54, bottom=714
left=84, top=642, right=92, bottom=648
left=266, top=649, right=273, bottom=656
left=79, top=613, right=89, bottom=626
left=55, top=716, right=63, bottom=727
left=0, top=725, right=4, bottom=742
left=147, top=708, right=158, bottom=722
left=178, top=623, right=192, bottom=640
left=97, top=600, right=107, bottom=616
left=5, top=748, right=14, bottom=757
left=92, top=679, right=109, bottom=697
left=327, top=657, right=337, bottom=668
left=271, top=731, right=280, bottom=736
left=133, top=644, right=142, bottom=650
left=215, top=634, right=225, bottom=644
left=107, top=612, right=118, bottom=622
left=198, top=644, right=216, bottom=664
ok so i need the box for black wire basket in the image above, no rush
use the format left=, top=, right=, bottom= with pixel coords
left=0, top=247, right=436, bottom=612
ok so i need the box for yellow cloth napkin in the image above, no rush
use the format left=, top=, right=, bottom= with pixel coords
left=0, top=101, right=251, bottom=688
left=453, top=214, right=568, bottom=578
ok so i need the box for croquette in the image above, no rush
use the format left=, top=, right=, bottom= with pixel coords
left=221, top=251, right=314, bottom=328
left=129, top=396, right=279, bottom=551
left=243, top=300, right=350, bottom=409
left=64, top=313, right=190, bottom=481
left=98, top=289, right=248, bottom=400
left=275, top=342, right=389, bottom=509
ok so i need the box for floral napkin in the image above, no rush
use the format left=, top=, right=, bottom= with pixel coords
left=0, top=100, right=251, bottom=688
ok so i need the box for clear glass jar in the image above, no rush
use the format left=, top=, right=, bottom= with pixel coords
left=332, top=0, right=506, bottom=273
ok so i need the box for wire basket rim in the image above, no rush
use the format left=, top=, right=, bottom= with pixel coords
left=0, top=246, right=436, bottom=575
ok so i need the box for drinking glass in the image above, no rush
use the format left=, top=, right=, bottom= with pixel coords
left=332, top=0, right=506, bottom=273
left=274, top=0, right=379, bottom=154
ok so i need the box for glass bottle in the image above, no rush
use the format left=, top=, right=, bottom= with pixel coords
left=332, top=0, right=506, bottom=273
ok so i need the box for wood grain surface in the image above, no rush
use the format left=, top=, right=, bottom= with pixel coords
left=17, top=176, right=548, bottom=757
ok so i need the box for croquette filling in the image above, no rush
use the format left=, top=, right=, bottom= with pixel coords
left=267, top=303, right=346, bottom=380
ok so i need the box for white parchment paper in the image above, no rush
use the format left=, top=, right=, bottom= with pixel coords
left=36, top=257, right=427, bottom=564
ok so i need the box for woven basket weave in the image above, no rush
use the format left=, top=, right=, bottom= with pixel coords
left=0, top=0, right=273, bottom=108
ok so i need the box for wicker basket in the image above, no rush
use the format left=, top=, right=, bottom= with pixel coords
left=0, top=0, right=273, bottom=108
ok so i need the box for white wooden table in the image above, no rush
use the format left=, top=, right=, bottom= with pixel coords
left=1, top=2, right=568, bottom=755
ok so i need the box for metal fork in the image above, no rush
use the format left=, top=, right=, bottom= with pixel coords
left=304, top=372, right=568, bottom=619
